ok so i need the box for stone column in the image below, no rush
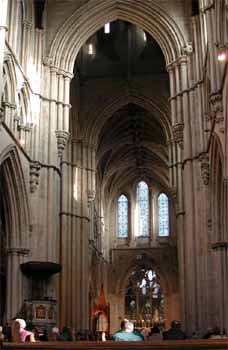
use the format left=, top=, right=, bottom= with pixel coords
left=3, top=102, right=16, bottom=130
left=167, top=60, right=187, bottom=330
left=0, top=0, right=8, bottom=109
left=211, top=241, right=228, bottom=333
left=55, top=71, right=72, bottom=158
left=150, top=192, right=154, bottom=241
left=60, top=140, right=96, bottom=330
left=21, top=20, right=32, bottom=74
left=203, top=1, right=220, bottom=92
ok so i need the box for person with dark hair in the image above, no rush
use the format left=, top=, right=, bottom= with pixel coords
left=62, top=326, right=73, bottom=341
left=112, top=319, right=144, bottom=341
left=163, top=320, right=186, bottom=340
left=148, top=324, right=162, bottom=341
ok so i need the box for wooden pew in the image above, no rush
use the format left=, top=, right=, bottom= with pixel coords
left=1, top=339, right=228, bottom=350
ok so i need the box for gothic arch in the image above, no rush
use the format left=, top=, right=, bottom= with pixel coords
left=2, top=56, right=17, bottom=105
left=17, top=83, right=32, bottom=125
left=84, top=88, right=172, bottom=146
left=114, top=254, right=171, bottom=297
left=210, top=135, right=224, bottom=242
left=49, top=0, right=186, bottom=73
left=20, top=0, right=35, bottom=24
left=0, top=145, right=30, bottom=249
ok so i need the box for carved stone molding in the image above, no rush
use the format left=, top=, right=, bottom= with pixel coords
left=172, top=123, right=184, bottom=148
left=199, top=154, right=210, bottom=185
left=0, top=107, right=4, bottom=130
left=43, top=56, right=53, bottom=67
left=181, top=42, right=193, bottom=56
left=170, top=187, right=177, bottom=200
left=88, top=189, right=96, bottom=202
left=7, top=247, right=30, bottom=256
left=30, top=161, right=41, bottom=193
left=210, top=93, right=224, bottom=131
left=211, top=241, right=228, bottom=250
left=22, top=20, right=32, bottom=29
left=3, top=50, right=12, bottom=62
left=55, top=130, right=70, bottom=157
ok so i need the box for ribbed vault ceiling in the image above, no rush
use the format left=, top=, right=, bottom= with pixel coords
left=97, top=103, right=169, bottom=196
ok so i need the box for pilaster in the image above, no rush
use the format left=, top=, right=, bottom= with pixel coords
left=6, top=247, right=30, bottom=319
left=0, top=0, right=8, bottom=105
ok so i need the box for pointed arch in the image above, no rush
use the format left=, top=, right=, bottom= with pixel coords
left=17, top=83, right=32, bottom=125
left=0, top=145, right=30, bottom=248
left=84, top=88, right=172, bottom=146
left=49, top=0, right=186, bottom=73
left=210, top=135, right=224, bottom=242
left=115, top=252, right=170, bottom=296
left=2, top=56, right=17, bottom=105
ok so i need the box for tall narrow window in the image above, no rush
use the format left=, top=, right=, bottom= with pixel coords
left=158, top=193, right=169, bottom=236
left=104, top=23, right=110, bottom=34
left=117, top=194, right=128, bottom=238
left=136, top=181, right=149, bottom=237
left=88, top=44, right=93, bottom=55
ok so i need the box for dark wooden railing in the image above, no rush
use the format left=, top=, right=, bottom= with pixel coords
left=1, top=339, right=228, bottom=350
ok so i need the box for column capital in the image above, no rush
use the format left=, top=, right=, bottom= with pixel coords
left=7, top=247, right=30, bottom=256
left=199, top=154, right=210, bottom=185
left=211, top=241, right=228, bottom=250
left=210, top=92, right=224, bottom=129
left=43, top=56, right=53, bottom=67
left=22, top=20, right=32, bottom=29
left=170, top=186, right=177, bottom=199
left=30, top=161, right=41, bottom=193
left=172, top=123, right=184, bottom=148
left=55, top=130, right=70, bottom=157
left=181, top=43, right=193, bottom=57
left=88, top=190, right=96, bottom=202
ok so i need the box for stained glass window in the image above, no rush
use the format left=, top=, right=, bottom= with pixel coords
left=125, top=268, right=165, bottom=327
left=117, top=194, right=128, bottom=238
left=136, top=181, right=149, bottom=237
left=158, top=193, right=169, bottom=236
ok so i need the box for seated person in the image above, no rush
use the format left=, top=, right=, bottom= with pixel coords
left=112, top=320, right=144, bottom=341
left=0, top=326, right=5, bottom=341
left=49, top=327, right=65, bottom=341
left=148, top=324, right=162, bottom=341
left=208, top=326, right=223, bottom=339
left=12, top=319, right=35, bottom=342
left=163, top=320, right=186, bottom=340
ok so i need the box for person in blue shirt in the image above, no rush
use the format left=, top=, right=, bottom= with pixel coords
left=112, top=320, right=144, bottom=341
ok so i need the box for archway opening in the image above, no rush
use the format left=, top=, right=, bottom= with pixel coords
left=0, top=168, right=7, bottom=324
left=67, top=17, right=179, bottom=332
left=125, top=267, right=165, bottom=329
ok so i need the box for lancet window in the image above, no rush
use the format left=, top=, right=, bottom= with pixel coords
left=136, top=181, right=149, bottom=237
left=117, top=194, right=128, bottom=238
left=158, top=193, right=169, bottom=236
